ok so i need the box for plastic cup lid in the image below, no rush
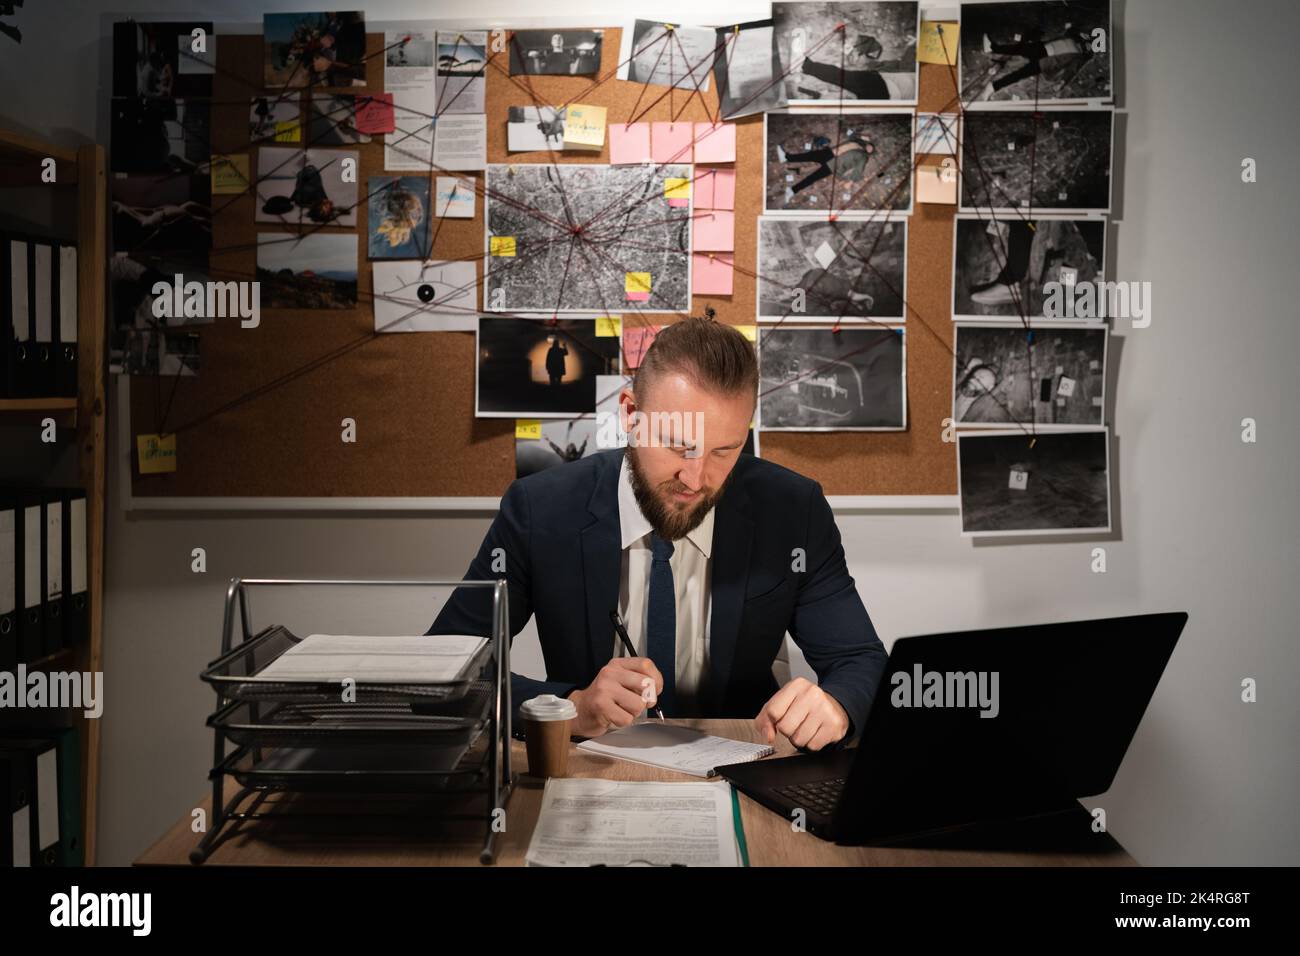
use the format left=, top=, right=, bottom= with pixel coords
left=520, top=693, right=577, bottom=720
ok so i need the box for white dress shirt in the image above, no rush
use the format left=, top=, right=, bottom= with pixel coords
left=615, top=454, right=713, bottom=714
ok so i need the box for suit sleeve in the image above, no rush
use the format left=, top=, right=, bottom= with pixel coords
left=786, top=484, right=888, bottom=742
left=425, top=480, right=580, bottom=723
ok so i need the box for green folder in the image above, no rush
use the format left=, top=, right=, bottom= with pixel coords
left=730, top=784, right=751, bottom=867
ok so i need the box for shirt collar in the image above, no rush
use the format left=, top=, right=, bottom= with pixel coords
left=618, top=453, right=715, bottom=558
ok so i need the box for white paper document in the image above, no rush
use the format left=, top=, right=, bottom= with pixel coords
left=526, top=778, right=742, bottom=867
left=258, top=634, right=486, bottom=683
left=433, top=114, right=487, bottom=170
left=385, top=29, right=437, bottom=171
left=576, top=722, right=774, bottom=777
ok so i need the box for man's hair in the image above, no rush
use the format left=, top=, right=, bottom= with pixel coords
left=635, top=317, right=758, bottom=405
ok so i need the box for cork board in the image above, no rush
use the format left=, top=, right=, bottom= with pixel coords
left=128, top=29, right=958, bottom=500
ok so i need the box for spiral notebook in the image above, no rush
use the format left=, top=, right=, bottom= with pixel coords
left=576, top=722, right=774, bottom=778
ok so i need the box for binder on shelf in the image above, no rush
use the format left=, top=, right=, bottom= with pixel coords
left=0, top=743, right=33, bottom=866
left=7, top=237, right=34, bottom=398
left=0, top=737, right=60, bottom=866
left=33, top=241, right=55, bottom=398
left=12, top=490, right=44, bottom=663
left=19, top=727, right=82, bottom=866
left=41, top=489, right=64, bottom=657
left=1, top=497, right=15, bottom=670
left=0, top=759, right=10, bottom=866
left=0, top=233, right=10, bottom=398
left=57, top=488, right=88, bottom=647
left=55, top=244, right=78, bottom=397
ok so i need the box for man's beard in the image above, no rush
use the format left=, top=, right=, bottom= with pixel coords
left=626, top=446, right=728, bottom=541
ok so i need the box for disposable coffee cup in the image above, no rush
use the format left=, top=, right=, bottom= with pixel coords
left=520, top=694, right=578, bottom=778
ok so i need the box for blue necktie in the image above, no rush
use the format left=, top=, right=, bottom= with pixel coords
left=646, top=533, right=677, bottom=716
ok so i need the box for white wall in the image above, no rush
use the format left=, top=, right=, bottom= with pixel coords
left=1, top=0, right=1297, bottom=866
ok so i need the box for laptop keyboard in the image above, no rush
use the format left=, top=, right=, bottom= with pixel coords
left=774, top=777, right=846, bottom=817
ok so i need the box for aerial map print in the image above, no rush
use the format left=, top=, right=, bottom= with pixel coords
left=484, top=163, right=692, bottom=312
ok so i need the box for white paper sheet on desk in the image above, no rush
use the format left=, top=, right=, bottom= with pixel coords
left=257, top=634, right=486, bottom=683
left=526, top=778, right=740, bottom=867
left=576, top=722, right=774, bottom=777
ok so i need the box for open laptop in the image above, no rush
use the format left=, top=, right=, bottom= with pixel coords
left=717, top=611, right=1187, bottom=845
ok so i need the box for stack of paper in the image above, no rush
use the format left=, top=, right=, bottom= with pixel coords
left=526, top=778, right=744, bottom=867
left=257, top=634, right=486, bottom=683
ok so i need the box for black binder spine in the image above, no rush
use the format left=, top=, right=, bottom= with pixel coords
left=0, top=231, right=11, bottom=399
left=33, top=241, right=54, bottom=398
left=55, top=243, right=78, bottom=398
left=8, top=237, right=34, bottom=398
left=14, top=492, right=43, bottom=663
left=0, top=746, right=33, bottom=867
left=41, top=490, right=65, bottom=657
left=59, top=488, right=88, bottom=647
left=0, top=498, right=15, bottom=670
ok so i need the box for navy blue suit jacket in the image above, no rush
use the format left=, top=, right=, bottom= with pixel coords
left=427, top=449, right=886, bottom=739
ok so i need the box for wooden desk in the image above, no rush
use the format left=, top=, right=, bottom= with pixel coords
left=136, top=718, right=1133, bottom=866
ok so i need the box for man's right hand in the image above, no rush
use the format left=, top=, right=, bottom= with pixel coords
left=568, top=658, right=663, bottom=738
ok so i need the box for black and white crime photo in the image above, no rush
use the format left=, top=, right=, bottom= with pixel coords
left=960, top=0, right=1113, bottom=105
left=953, top=215, right=1105, bottom=319
left=712, top=19, right=787, bottom=119
left=758, top=217, right=906, bottom=322
left=958, top=428, right=1111, bottom=535
left=772, top=1, right=919, bottom=103
left=953, top=323, right=1107, bottom=427
left=960, top=109, right=1113, bottom=213
left=765, top=111, right=914, bottom=214
left=759, top=326, right=906, bottom=430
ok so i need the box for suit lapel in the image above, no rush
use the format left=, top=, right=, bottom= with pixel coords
left=708, top=473, right=754, bottom=713
left=580, top=451, right=623, bottom=673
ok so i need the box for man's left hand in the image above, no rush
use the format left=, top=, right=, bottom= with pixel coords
left=754, top=678, right=849, bottom=751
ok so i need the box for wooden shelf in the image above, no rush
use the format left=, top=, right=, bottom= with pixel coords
left=0, top=397, right=77, bottom=411
left=1, top=128, right=106, bottom=864
left=0, top=127, right=80, bottom=187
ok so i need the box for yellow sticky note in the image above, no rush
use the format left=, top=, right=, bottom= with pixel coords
left=137, top=433, right=177, bottom=474
left=736, top=325, right=757, bottom=342
left=515, top=420, right=541, bottom=440
left=664, top=178, right=690, bottom=200
left=273, top=119, right=302, bottom=143
left=490, top=236, right=517, bottom=257
left=595, top=316, right=622, bottom=337
left=563, top=103, right=607, bottom=150
left=918, top=21, right=959, bottom=65
left=211, top=154, right=250, bottom=195
left=625, top=272, right=652, bottom=296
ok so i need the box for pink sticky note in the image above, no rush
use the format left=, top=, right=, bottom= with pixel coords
left=694, top=168, right=716, bottom=208
left=623, top=325, right=660, bottom=368
left=354, top=93, right=395, bottom=134
left=651, top=121, right=693, bottom=164
left=708, top=167, right=736, bottom=210
left=609, top=122, right=651, bottom=165
left=693, top=122, right=736, bottom=163
left=693, top=209, right=735, bottom=252
left=692, top=253, right=733, bottom=296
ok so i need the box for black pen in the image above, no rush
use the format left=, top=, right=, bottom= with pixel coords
left=608, top=609, right=665, bottom=721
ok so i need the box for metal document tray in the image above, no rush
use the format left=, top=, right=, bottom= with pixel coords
left=200, top=625, right=495, bottom=704
left=216, top=734, right=490, bottom=794
left=208, top=684, right=492, bottom=749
